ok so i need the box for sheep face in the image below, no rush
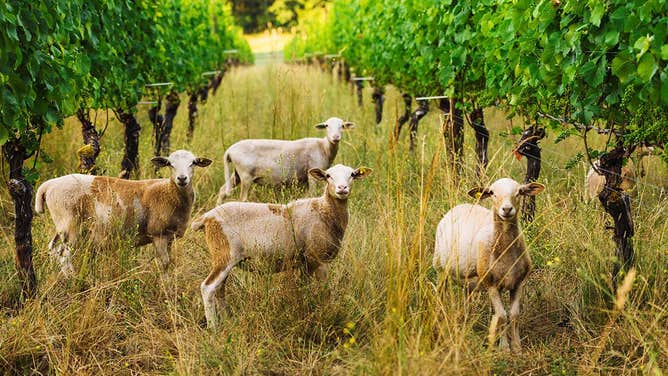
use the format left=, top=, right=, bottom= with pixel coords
left=468, top=178, right=544, bottom=221
left=151, top=150, right=212, bottom=188
left=314, top=117, right=355, bottom=144
left=309, top=164, right=373, bottom=200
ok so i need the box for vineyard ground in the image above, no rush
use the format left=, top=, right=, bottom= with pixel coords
left=1, top=63, right=667, bottom=374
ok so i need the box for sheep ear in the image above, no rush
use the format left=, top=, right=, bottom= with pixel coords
left=151, top=156, right=171, bottom=169
left=468, top=187, right=492, bottom=200
left=309, top=168, right=328, bottom=181
left=314, top=122, right=327, bottom=129
left=519, top=182, right=545, bottom=196
left=352, top=166, right=373, bottom=179
left=342, top=121, right=356, bottom=129
left=193, top=158, right=212, bottom=167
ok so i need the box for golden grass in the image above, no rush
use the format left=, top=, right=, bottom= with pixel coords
left=1, top=63, right=667, bottom=374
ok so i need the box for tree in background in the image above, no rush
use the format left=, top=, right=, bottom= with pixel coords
left=232, top=0, right=328, bottom=32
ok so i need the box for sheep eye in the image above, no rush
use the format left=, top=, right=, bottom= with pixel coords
left=325, top=174, right=331, bottom=179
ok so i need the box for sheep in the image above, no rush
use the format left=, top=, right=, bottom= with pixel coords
left=584, top=159, right=636, bottom=202
left=433, top=178, right=545, bottom=352
left=584, top=146, right=658, bottom=201
left=34, top=150, right=212, bottom=275
left=216, top=117, right=355, bottom=203
left=193, top=163, right=373, bottom=328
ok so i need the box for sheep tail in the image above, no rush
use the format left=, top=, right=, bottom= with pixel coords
left=191, top=215, right=207, bottom=231
left=223, top=150, right=237, bottom=191
left=34, top=181, right=49, bottom=214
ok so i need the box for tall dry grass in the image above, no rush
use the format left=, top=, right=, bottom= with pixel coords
left=1, top=64, right=667, bottom=375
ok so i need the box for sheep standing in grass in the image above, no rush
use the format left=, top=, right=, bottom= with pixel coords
left=34, top=150, right=212, bottom=274
left=433, top=178, right=545, bottom=352
left=216, top=117, right=355, bottom=203
left=585, top=159, right=636, bottom=202
left=193, top=164, right=372, bottom=328
left=584, top=146, right=657, bottom=201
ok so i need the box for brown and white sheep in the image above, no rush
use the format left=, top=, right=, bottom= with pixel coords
left=584, top=146, right=658, bottom=201
left=34, top=150, right=212, bottom=274
left=216, top=117, right=355, bottom=203
left=194, top=164, right=372, bottom=328
left=585, top=159, right=636, bottom=201
left=433, top=178, right=545, bottom=352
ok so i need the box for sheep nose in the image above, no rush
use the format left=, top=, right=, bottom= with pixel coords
left=177, top=175, right=188, bottom=184
left=502, top=207, right=513, bottom=215
left=336, top=185, right=348, bottom=192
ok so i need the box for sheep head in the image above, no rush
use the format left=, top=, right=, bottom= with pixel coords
left=314, top=117, right=355, bottom=144
left=151, top=150, right=212, bottom=189
left=309, top=164, right=372, bottom=200
left=468, top=178, right=544, bottom=221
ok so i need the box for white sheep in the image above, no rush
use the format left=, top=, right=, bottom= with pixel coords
left=216, top=117, right=355, bottom=203
left=193, top=164, right=372, bottom=328
left=433, top=178, right=545, bottom=352
left=34, top=150, right=212, bottom=274
left=584, top=159, right=635, bottom=202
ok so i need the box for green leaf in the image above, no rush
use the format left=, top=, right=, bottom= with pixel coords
left=633, top=34, right=653, bottom=59
left=0, top=125, right=9, bottom=145
left=611, top=53, right=635, bottom=83
left=637, top=53, right=658, bottom=82
left=661, top=44, right=668, bottom=60
left=589, top=2, right=604, bottom=27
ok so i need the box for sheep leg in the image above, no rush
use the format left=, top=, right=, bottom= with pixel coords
left=153, top=237, right=172, bottom=272
left=313, top=264, right=328, bottom=282
left=239, top=179, right=251, bottom=201
left=509, top=285, right=523, bottom=352
left=49, top=233, right=75, bottom=276
left=487, top=286, right=509, bottom=350
left=201, top=260, right=238, bottom=329
left=216, top=185, right=228, bottom=205
left=216, top=180, right=236, bottom=205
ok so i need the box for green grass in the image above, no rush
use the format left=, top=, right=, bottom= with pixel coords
left=1, top=63, right=667, bottom=374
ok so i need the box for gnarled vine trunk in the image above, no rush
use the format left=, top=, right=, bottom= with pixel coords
left=186, top=92, right=198, bottom=141
left=355, top=80, right=364, bottom=107
left=342, top=60, right=351, bottom=83
left=161, top=91, right=180, bottom=153
left=3, top=140, right=36, bottom=297
left=149, top=104, right=164, bottom=157
left=469, top=107, right=490, bottom=177
left=372, top=86, right=385, bottom=124
left=409, top=99, right=429, bottom=152
left=211, top=71, right=224, bottom=94
left=117, top=109, right=141, bottom=179
left=199, top=85, right=209, bottom=103
left=439, top=98, right=464, bottom=170
left=77, top=109, right=100, bottom=174
left=516, top=126, right=545, bottom=222
left=395, top=93, right=413, bottom=139
left=598, top=145, right=635, bottom=284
